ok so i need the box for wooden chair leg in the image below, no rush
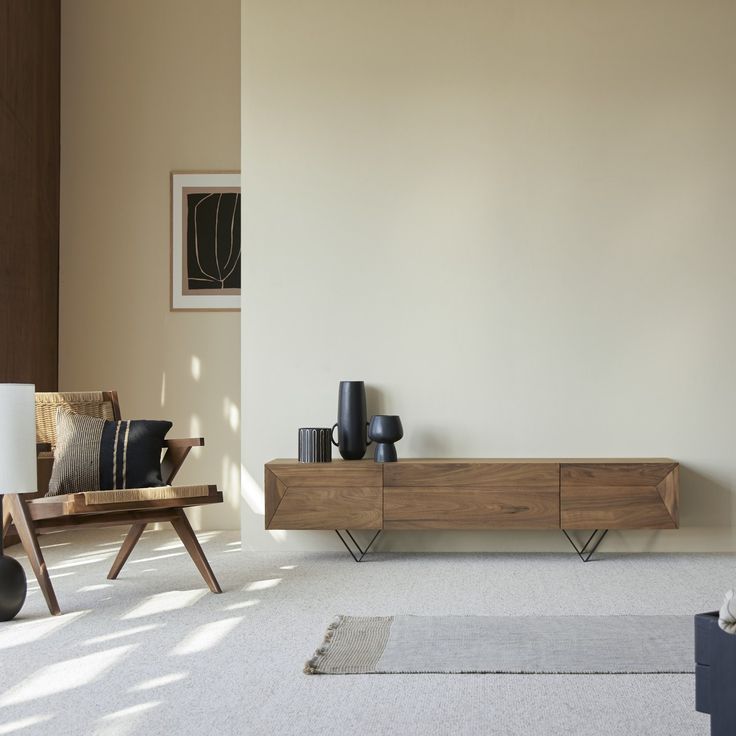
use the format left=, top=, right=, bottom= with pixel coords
left=170, top=509, right=222, bottom=593
left=6, top=494, right=61, bottom=616
left=107, top=523, right=147, bottom=580
left=1, top=503, right=12, bottom=550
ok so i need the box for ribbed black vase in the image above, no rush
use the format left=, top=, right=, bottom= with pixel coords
left=331, top=381, right=370, bottom=460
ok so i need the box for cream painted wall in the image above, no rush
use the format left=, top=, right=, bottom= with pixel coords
left=243, top=0, right=736, bottom=552
left=60, top=0, right=241, bottom=529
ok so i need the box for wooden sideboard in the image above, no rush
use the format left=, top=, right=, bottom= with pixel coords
left=265, top=458, right=678, bottom=529
left=264, top=458, right=678, bottom=559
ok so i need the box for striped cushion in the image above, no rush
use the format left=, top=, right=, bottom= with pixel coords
left=47, top=409, right=172, bottom=496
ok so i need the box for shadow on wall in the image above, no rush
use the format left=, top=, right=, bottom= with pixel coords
left=678, top=465, right=733, bottom=529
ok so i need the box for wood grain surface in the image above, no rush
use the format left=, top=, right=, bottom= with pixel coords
left=384, top=461, right=559, bottom=488
left=264, top=459, right=679, bottom=532
left=384, top=487, right=560, bottom=529
left=0, top=1, right=60, bottom=390
left=561, top=463, right=679, bottom=529
left=268, top=486, right=382, bottom=529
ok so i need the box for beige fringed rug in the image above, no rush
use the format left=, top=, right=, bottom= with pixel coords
left=305, top=615, right=694, bottom=675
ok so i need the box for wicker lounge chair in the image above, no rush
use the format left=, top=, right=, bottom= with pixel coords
left=1, top=391, right=223, bottom=615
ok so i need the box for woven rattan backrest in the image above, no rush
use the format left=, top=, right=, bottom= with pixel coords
left=35, top=391, right=121, bottom=447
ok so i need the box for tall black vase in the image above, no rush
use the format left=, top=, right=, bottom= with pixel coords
left=331, top=381, right=371, bottom=460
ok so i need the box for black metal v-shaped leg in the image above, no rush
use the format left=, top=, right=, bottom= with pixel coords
left=335, top=530, right=381, bottom=562
left=562, top=529, right=609, bottom=562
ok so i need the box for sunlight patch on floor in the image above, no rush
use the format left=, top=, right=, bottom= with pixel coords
left=129, top=672, right=188, bottom=692
left=83, top=624, right=160, bottom=646
left=243, top=578, right=281, bottom=592
left=49, top=555, right=113, bottom=571
left=0, top=611, right=87, bottom=651
left=152, top=542, right=184, bottom=552
left=194, top=531, right=221, bottom=543
left=128, top=552, right=186, bottom=565
left=170, top=617, right=242, bottom=656
left=101, top=702, right=162, bottom=720
left=94, top=702, right=161, bottom=736
left=26, top=572, right=75, bottom=593
left=122, top=590, right=207, bottom=620
left=0, top=714, right=53, bottom=734
left=70, top=549, right=117, bottom=559
left=0, top=646, right=135, bottom=707
left=225, top=599, right=260, bottom=611
left=31, top=572, right=76, bottom=585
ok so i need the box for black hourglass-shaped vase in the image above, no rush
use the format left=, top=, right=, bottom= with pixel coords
left=368, top=415, right=403, bottom=463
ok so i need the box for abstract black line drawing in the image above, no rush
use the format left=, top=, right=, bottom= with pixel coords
left=186, top=191, right=241, bottom=291
left=171, top=172, right=241, bottom=311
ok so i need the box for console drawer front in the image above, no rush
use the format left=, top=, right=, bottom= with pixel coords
left=384, top=463, right=559, bottom=530
left=268, top=463, right=381, bottom=488
left=384, top=462, right=559, bottom=489
left=560, top=463, right=678, bottom=529
left=265, top=461, right=382, bottom=530
left=384, top=486, right=559, bottom=529
left=268, top=485, right=382, bottom=530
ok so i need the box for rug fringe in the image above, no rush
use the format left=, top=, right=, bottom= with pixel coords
left=304, top=615, right=344, bottom=674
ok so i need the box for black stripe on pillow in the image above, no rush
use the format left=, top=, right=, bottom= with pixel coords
left=115, top=420, right=128, bottom=488
left=99, top=420, right=117, bottom=490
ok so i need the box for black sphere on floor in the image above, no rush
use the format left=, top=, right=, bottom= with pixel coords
left=0, top=555, right=27, bottom=621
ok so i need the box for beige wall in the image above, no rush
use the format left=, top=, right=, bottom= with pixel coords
left=60, top=0, right=241, bottom=529
left=243, top=0, right=736, bottom=551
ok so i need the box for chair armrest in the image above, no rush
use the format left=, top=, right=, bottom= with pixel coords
left=164, top=438, right=205, bottom=448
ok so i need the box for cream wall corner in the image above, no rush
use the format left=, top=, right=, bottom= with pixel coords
left=242, top=0, right=736, bottom=552
left=60, top=0, right=241, bottom=530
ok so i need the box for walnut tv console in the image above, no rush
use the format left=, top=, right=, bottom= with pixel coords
left=264, top=459, right=679, bottom=561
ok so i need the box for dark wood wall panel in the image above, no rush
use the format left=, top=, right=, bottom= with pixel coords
left=0, top=0, right=60, bottom=390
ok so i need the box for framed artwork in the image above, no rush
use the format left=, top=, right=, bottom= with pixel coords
left=171, top=171, right=241, bottom=311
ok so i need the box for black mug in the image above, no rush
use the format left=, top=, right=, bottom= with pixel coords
left=298, top=428, right=332, bottom=463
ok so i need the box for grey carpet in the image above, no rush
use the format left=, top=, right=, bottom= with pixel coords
left=2, top=529, right=730, bottom=735
left=307, top=614, right=694, bottom=674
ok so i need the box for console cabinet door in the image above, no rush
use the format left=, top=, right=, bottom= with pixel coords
left=265, top=462, right=382, bottom=529
left=560, top=463, right=678, bottom=529
left=383, top=462, right=560, bottom=529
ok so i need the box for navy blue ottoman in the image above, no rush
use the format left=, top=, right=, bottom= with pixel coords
left=695, top=611, right=736, bottom=735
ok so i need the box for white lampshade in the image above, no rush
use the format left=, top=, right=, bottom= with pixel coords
left=0, top=384, right=37, bottom=494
